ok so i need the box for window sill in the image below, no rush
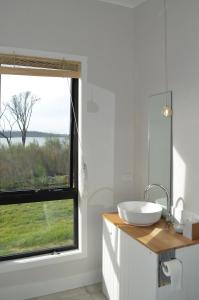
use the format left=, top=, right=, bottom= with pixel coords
left=0, top=249, right=86, bottom=274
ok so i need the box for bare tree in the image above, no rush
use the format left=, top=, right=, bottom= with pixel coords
left=0, top=105, right=16, bottom=147
left=7, top=91, right=40, bottom=146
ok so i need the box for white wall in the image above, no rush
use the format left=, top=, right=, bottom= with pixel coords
left=4, top=0, right=199, bottom=297
left=133, top=0, right=199, bottom=219
left=0, top=0, right=135, bottom=299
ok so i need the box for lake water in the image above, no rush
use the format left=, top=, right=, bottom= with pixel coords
left=0, top=136, right=68, bottom=146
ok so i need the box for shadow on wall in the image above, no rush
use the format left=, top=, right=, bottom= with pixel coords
left=81, top=83, right=115, bottom=273
left=83, top=83, right=115, bottom=210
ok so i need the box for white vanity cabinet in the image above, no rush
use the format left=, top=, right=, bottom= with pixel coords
left=102, top=217, right=120, bottom=300
left=118, top=227, right=157, bottom=300
left=102, top=217, right=199, bottom=300
left=102, top=218, right=157, bottom=300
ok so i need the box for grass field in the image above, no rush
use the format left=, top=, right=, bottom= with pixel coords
left=0, top=199, right=74, bottom=257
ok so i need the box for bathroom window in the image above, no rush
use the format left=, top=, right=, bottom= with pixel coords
left=0, top=54, right=79, bottom=260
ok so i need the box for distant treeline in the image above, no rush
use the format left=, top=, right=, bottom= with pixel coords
left=0, top=138, right=69, bottom=190
left=0, top=131, right=68, bottom=138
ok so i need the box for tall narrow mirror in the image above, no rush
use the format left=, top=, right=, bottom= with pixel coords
left=148, top=91, right=172, bottom=209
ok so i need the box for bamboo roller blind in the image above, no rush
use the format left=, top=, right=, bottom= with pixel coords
left=0, top=53, right=81, bottom=78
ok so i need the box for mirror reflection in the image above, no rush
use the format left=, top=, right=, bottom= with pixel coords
left=148, top=91, right=172, bottom=210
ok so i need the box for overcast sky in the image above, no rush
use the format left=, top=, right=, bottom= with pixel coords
left=1, top=75, right=71, bottom=134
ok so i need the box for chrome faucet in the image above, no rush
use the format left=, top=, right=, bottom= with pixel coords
left=144, top=184, right=172, bottom=222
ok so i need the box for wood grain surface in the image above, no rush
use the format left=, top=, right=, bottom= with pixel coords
left=103, top=213, right=199, bottom=253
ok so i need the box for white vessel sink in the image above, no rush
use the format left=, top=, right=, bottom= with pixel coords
left=117, top=201, right=162, bottom=226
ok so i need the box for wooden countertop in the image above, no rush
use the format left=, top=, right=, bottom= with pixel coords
left=103, top=213, right=199, bottom=254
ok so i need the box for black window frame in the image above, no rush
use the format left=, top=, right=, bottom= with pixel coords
left=0, top=78, right=79, bottom=261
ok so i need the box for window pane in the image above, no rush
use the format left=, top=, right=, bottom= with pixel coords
left=0, top=75, right=71, bottom=191
left=0, top=199, right=75, bottom=257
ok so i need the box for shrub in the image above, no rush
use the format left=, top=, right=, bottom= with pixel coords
left=0, top=138, right=69, bottom=190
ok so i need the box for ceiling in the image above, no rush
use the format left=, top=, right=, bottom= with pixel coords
left=96, top=0, right=148, bottom=8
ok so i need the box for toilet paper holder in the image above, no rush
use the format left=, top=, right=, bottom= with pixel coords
left=158, top=249, right=175, bottom=287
